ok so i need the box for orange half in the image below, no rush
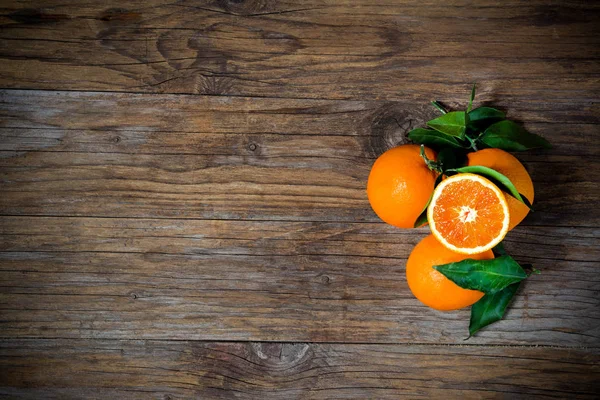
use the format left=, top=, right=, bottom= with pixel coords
left=428, top=173, right=510, bottom=255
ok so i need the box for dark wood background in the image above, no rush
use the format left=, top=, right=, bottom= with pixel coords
left=1, top=0, right=599, bottom=398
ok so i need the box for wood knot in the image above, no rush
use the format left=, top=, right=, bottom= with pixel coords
left=190, top=23, right=302, bottom=64
left=217, top=0, right=270, bottom=15
left=194, top=74, right=234, bottom=96
left=112, top=136, right=121, bottom=143
left=249, top=343, right=310, bottom=366
left=244, top=137, right=262, bottom=155
left=366, top=102, right=435, bottom=158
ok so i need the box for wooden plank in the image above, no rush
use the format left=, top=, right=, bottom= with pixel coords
left=1, top=150, right=595, bottom=226
left=3, top=90, right=596, bottom=135
left=1, top=90, right=597, bottom=226
left=0, top=1, right=599, bottom=101
left=0, top=216, right=598, bottom=345
left=2, top=125, right=599, bottom=158
left=0, top=339, right=598, bottom=399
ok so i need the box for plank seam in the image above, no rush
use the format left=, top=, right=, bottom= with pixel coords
left=0, top=337, right=598, bottom=349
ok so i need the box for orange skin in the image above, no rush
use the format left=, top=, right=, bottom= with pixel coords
left=467, top=149, right=534, bottom=230
left=406, top=234, right=494, bottom=311
left=367, top=145, right=438, bottom=228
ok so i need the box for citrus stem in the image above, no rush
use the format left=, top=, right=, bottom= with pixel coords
left=419, top=145, right=443, bottom=174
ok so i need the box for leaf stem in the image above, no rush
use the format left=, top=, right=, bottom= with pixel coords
left=465, top=135, right=479, bottom=151
left=465, top=130, right=486, bottom=151
left=431, top=101, right=448, bottom=114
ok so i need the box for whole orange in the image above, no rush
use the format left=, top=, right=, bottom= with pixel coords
left=406, top=234, right=493, bottom=311
left=467, top=148, right=534, bottom=230
left=367, top=144, right=437, bottom=228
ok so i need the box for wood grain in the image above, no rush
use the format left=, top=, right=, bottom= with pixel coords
left=1, top=1, right=599, bottom=102
left=1, top=340, right=598, bottom=399
left=1, top=0, right=600, bottom=397
left=0, top=216, right=597, bottom=345
left=1, top=90, right=597, bottom=226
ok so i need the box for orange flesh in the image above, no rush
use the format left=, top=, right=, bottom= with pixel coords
left=431, top=179, right=506, bottom=248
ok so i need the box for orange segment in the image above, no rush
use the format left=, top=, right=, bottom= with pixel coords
left=428, top=173, right=509, bottom=255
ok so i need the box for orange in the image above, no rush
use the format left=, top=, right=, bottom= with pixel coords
left=428, top=173, right=509, bottom=254
left=367, top=144, right=437, bottom=228
left=406, top=234, right=493, bottom=311
left=467, top=148, right=534, bottom=230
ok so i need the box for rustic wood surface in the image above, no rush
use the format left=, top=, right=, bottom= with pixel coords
left=1, top=0, right=599, bottom=102
left=1, top=0, right=599, bottom=398
left=1, top=216, right=598, bottom=346
left=1, top=340, right=599, bottom=399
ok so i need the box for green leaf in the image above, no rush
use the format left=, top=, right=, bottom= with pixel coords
left=433, top=255, right=527, bottom=294
left=437, top=148, right=458, bottom=171
left=448, top=165, right=533, bottom=209
left=468, top=107, right=505, bottom=131
left=467, top=84, right=476, bottom=113
left=413, top=208, right=429, bottom=228
left=480, top=120, right=552, bottom=151
left=408, top=128, right=465, bottom=151
left=492, top=241, right=507, bottom=257
left=431, top=101, right=448, bottom=114
left=469, top=282, right=520, bottom=337
left=427, top=111, right=468, bottom=139
left=413, top=174, right=443, bottom=228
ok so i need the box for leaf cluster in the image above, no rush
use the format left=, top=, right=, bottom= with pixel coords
left=408, top=84, right=551, bottom=154
left=405, top=85, right=552, bottom=336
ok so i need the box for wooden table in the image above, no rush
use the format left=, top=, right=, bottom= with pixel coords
left=1, top=1, right=599, bottom=398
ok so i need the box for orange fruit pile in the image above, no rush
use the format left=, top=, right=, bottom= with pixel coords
left=367, top=144, right=534, bottom=311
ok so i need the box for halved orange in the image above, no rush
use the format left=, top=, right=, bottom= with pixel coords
left=427, top=173, right=510, bottom=255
